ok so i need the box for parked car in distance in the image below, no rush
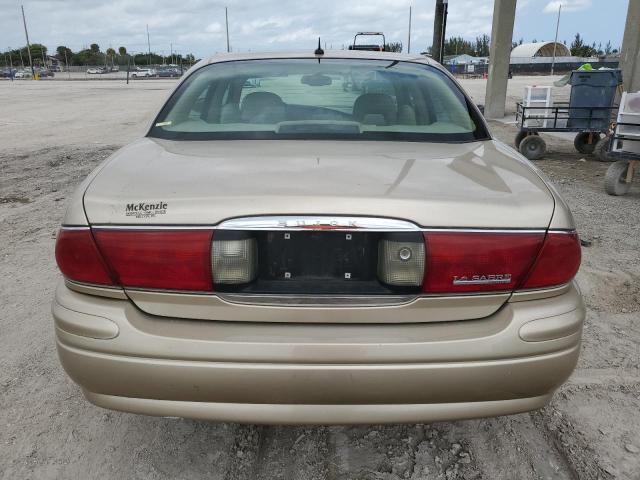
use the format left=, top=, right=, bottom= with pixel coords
left=87, top=67, right=106, bottom=74
left=49, top=64, right=62, bottom=72
left=38, top=69, right=55, bottom=78
left=54, top=50, right=584, bottom=425
left=156, top=67, right=181, bottom=77
left=131, top=68, right=156, bottom=78
left=14, top=70, right=32, bottom=79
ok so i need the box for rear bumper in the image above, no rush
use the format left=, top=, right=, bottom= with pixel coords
left=53, top=281, right=584, bottom=424
left=84, top=391, right=553, bottom=425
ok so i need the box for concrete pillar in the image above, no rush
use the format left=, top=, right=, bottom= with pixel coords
left=484, top=0, right=517, bottom=119
left=621, top=0, right=640, bottom=92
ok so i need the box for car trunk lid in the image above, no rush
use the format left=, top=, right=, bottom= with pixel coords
left=82, top=137, right=556, bottom=323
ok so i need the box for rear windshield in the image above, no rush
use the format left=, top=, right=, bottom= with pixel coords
left=148, top=58, right=488, bottom=142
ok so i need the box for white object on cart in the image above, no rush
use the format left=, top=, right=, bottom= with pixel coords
left=612, top=91, right=640, bottom=155
left=522, top=86, right=552, bottom=128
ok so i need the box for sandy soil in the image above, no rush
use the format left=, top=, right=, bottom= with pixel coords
left=1, top=80, right=639, bottom=480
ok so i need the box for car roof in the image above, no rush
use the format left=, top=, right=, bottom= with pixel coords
left=201, top=50, right=436, bottom=67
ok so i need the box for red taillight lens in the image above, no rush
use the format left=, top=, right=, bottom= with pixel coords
left=93, top=229, right=214, bottom=291
left=521, top=231, right=581, bottom=289
left=55, top=228, right=115, bottom=285
left=422, top=232, right=546, bottom=293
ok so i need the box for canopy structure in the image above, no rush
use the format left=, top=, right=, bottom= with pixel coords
left=510, top=42, right=571, bottom=58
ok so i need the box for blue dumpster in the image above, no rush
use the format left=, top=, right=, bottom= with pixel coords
left=567, top=69, right=622, bottom=130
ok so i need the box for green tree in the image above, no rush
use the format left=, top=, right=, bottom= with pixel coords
left=385, top=42, right=403, bottom=52
left=570, top=33, right=597, bottom=57
left=474, top=34, right=490, bottom=57
left=118, top=46, right=127, bottom=57
left=72, top=47, right=104, bottom=66
left=106, top=47, right=116, bottom=66
left=21, top=43, right=47, bottom=67
left=56, top=46, right=73, bottom=62
left=604, top=41, right=612, bottom=55
left=443, top=36, right=473, bottom=56
left=90, top=43, right=100, bottom=53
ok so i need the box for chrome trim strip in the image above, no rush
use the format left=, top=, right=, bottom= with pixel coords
left=510, top=283, right=572, bottom=302
left=60, top=225, right=90, bottom=231
left=65, top=280, right=128, bottom=299
left=217, top=216, right=420, bottom=232
left=421, top=228, right=547, bottom=234
left=85, top=219, right=564, bottom=235
left=90, top=225, right=214, bottom=230
left=90, top=224, right=548, bottom=234
left=217, top=293, right=418, bottom=307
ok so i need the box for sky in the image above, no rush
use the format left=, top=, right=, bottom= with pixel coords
left=0, top=0, right=630, bottom=58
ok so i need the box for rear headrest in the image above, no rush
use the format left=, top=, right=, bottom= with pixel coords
left=353, top=93, right=397, bottom=125
left=241, top=92, right=286, bottom=123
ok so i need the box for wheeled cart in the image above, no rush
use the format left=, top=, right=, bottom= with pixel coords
left=604, top=123, right=639, bottom=196
left=514, top=103, right=616, bottom=160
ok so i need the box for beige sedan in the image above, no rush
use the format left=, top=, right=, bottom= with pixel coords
left=53, top=50, right=583, bottom=424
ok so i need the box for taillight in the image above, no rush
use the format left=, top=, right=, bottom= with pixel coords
left=421, top=230, right=581, bottom=294
left=521, top=231, right=581, bottom=289
left=55, top=228, right=114, bottom=286
left=93, top=229, right=214, bottom=291
left=422, top=232, right=546, bottom=293
left=377, top=237, right=425, bottom=286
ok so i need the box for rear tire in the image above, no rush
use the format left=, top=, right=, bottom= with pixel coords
left=519, top=135, right=547, bottom=160
left=604, top=160, right=632, bottom=196
left=594, top=137, right=613, bottom=162
left=574, top=132, right=602, bottom=154
left=514, top=131, right=537, bottom=149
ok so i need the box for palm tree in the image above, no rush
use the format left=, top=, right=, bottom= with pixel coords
left=106, top=48, right=116, bottom=67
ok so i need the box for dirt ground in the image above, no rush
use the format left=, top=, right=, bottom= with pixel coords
left=1, top=79, right=639, bottom=480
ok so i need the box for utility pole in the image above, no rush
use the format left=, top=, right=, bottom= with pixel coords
left=550, top=4, right=562, bottom=76
left=225, top=7, right=230, bottom=53
left=146, top=24, right=152, bottom=66
left=170, top=42, right=173, bottom=64
left=407, top=6, right=412, bottom=54
left=431, top=0, right=448, bottom=63
left=8, top=48, right=14, bottom=80
left=20, top=5, right=35, bottom=77
left=64, top=49, right=70, bottom=79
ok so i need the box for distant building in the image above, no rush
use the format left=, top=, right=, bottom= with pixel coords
left=510, top=41, right=571, bottom=59
left=443, top=54, right=488, bottom=65
left=509, top=41, right=618, bottom=74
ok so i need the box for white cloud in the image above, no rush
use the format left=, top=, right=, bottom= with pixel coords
left=543, top=0, right=592, bottom=13
left=205, top=22, right=223, bottom=34
left=0, top=0, right=617, bottom=58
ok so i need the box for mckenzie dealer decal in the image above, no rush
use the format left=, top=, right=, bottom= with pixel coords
left=125, top=201, right=168, bottom=219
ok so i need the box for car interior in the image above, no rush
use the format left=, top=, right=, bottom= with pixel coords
left=152, top=60, right=485, bottom=139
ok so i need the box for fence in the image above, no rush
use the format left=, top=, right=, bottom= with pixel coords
left=444, top=59, right=620, bottom=77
